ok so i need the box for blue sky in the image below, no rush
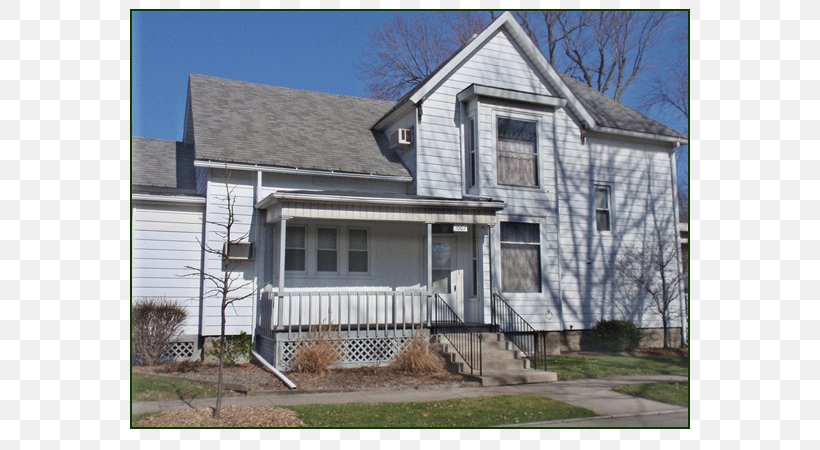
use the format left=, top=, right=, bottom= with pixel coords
left=132, top=10, right=688, bottom=142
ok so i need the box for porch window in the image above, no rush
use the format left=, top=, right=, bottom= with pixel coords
left=595, top=185, right=612, bottom=232
left=500, top=222, right=541, bottom=293
left=317, top=227, right=338, bottom=272
left=285, top=226, right=306, bottom=271
left=497, top=117, right=538, bottom=187
left=348, top=228, right=368, bottom=273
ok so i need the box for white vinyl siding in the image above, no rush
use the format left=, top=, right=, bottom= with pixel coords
left=132, top=202, right=204, bottom=336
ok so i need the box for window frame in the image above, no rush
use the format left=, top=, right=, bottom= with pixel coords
left=498, top=220, right=543, bottom=294
left=492, top=109, right=543, bottom=190
left=346, top=227, right=370, bottom=275
left=284, top=224, right=307, bottom=273
left=594, top=184, right=613, bottom=234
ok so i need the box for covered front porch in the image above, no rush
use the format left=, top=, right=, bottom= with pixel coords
left=253, top=190, right=504, bottom=369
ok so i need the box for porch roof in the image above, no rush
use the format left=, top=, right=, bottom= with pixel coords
left=256, top=190, right=505, bottom=225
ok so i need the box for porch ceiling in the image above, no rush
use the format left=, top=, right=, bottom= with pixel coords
left=256, top=190, right=504, bottom=225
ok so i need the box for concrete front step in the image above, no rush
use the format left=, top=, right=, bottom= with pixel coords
left=479, top=369, right=558, bottom=387
left=432, top=333, right=555, bottom=385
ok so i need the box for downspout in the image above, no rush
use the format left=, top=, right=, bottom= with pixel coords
left=669, top=143, right=687, bottom=346
left=251, top=170, right=261, bottom=343
left=252, top=349, right=297, bottom=390
left=551, top=111, right=566, bottom=332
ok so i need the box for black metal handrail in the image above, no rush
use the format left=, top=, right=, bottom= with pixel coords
left=428, top=294, right=482, bottom=376
left=491, top=292, right=548, bottom=371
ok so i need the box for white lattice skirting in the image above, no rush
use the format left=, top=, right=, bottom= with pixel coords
left=162, top=340, right=196, bottom=361
left=276, top=336, right=416, bottom=370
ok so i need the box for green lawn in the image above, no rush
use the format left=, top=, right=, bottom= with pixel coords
left=288, top=395, right=596, bottom=427
left=613, top=382, right=688, bottom=407
left=133, top=374, right=219, bottom=402
left=543, top=354, right=688, bottom=380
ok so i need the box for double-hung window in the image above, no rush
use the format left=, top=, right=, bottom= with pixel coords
left=347, top=229, right=368, bottom=273
left=595, top=185, right=612, bottom=232
left=497, top=117, right=538, bottom=187
left=316, top=228, right=338, bottom=272
left=285, top=226, right=306, bottom=271
left=466, top=117, right=477, bottom=188
left=500, top=222, right=541, bottom=293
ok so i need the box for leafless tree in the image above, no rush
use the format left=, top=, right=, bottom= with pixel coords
left=614, top=215, right=684, bottom=348
left=183, top=173, right=254, bottom=419
left=359, top=11, right=671, bottom=102
left=359, top=15, right=461, bottom=100
left=557, top=11, right=669, bottom=101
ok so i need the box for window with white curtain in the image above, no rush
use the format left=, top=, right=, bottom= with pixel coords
left=500, top=222, right=541, bottom=293
left=497, top=117, right=538, bottom=187
left=595, top=185, right=612, bottom=232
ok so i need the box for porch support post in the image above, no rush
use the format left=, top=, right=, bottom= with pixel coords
left=426, top=222, right=432, bottom=327
left=277, top=218, right=288, bottom=332
left=278, top=218, right=287, bottom=294
left=426, top=223, right=433, bottom=291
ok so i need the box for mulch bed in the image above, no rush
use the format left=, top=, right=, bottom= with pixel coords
left=133, top=361, right=477, bottom=394
left=136, top=405, right=304, bottom=427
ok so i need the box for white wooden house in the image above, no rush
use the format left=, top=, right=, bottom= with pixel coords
left=132, top=13, right=687, bottom=375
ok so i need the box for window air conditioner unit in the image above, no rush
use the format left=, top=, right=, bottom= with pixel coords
left=223, top=241, right=254, bottom=260
left=389, top=128, right=412, bottom=148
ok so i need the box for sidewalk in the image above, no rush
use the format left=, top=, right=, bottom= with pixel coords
left=133, top=374, right=688, bottom=427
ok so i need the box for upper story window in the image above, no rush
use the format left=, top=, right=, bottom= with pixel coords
left=466, top=117, right=477, bottom=188
left=285, top=226, right=306, bottom=271
left=497, top=117, right=538, bottom=187
left=595, top=185, right=612, bottom=232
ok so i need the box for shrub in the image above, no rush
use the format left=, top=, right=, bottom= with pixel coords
left=132, top=297, right=187, bottom=365
left=590, top=319, right=641, bottom=352
left=209, top=332, right=252, bottom=366
left=390, top=336, right=445, bottom=374
left=290, top=336, right=339, bottom=374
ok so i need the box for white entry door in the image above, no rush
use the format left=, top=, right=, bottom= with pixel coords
left=432, top=235, right=464, bottom=320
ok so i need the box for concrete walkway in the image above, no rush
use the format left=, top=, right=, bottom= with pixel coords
left=133, top=375, right=688, bottom=427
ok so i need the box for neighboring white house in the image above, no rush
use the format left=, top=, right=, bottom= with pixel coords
left=132, top=13, right=687, bottom=370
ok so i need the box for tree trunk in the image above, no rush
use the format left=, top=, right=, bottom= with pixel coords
left=661, top=316, right=669, bottom=348
left=214, top=305, right=226, bottom=418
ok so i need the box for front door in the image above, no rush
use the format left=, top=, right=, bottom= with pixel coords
left=432, top=235, right=464, bottom=321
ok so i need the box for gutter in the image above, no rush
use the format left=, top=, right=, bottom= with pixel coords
left=256, top=191, right=506, bottom=210
left=132, top=193, right=206, bottom=205
left=251, top=350, right=297, bottom=390
left=590, top=126, right=688, bottom=146
left=193, top=160, right=414, bottom=183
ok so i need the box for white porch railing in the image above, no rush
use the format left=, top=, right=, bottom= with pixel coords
left=259, top=288, right=429, bottom=340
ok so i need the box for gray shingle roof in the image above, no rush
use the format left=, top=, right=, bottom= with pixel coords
left=188, top=74, right=410, bottom=178
left=132, top=137, right=198, bottom=194
left=559, top=74, right=687, bottom=140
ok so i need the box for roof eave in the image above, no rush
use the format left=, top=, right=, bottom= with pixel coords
left=193, top=159, right=413, bottom=183
left=373, top=100, right=416, bottom=131
left=589, top=126, right=688, bottom=146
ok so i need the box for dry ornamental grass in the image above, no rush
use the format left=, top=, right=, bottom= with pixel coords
left=389, top=336, right=445, bottom=375
left=137, top=406, right=304, bottom=427
left=289, top=338, right=339, bottom=374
